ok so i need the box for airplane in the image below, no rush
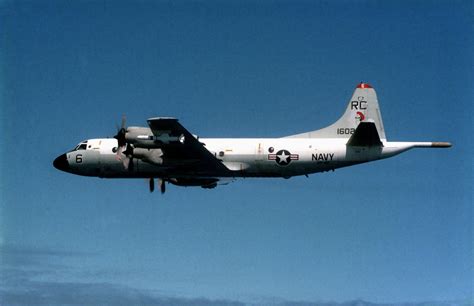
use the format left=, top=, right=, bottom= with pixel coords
left=53, top=83, right=451, bottom=194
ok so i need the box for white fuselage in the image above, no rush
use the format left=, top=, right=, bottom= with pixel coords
left=62, top=137, right=421, bottom=180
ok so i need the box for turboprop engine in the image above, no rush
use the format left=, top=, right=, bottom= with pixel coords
left=113, top=116, right=194, bottom=171
left=119, top=145, right=164, bottom=170
left=113, top=116, right=184, bottom=163
left=132, top=148, right=163, bottom=165
left=125, top=127, right=184, bottom=148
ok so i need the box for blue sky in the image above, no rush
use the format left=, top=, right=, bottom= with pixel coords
left=1, top=1, right=472, bottom=305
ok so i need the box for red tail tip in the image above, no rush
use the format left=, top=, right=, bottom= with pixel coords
left=357, top=82, right=373, bottom=89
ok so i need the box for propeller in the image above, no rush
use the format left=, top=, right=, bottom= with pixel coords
left=113, top=115, right=127, bottom=159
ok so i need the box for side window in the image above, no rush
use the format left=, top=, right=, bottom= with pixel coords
left=78, top=144, right=87, bottom=150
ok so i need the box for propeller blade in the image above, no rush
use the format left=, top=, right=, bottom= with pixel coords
left=114, top=115, right=133, bottom=165
left=122, top=145, right=134, bottom=171
left=159, top=179, right=166, bottom=194
left=113, top=115, right=127, bottom=154
left=149, top=178, right=155, bottom=193
left=115, top=146, right=123, bottom=161
left=122, top=157, right=130, bottom=170
left=123, top=144, right=133, bottom=156
left=120, top=114, right=126, bottom=130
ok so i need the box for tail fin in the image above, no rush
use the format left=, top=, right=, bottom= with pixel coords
left=285, top=83, right=386, bottom=140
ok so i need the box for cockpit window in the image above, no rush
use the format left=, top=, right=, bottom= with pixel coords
left=74, top=142, right=88, bottom=151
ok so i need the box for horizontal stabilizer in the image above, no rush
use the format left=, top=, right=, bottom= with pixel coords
left=347, top=122, right=382, bottom=147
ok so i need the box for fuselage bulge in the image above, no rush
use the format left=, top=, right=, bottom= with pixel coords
left=53, top=83, right=451, bottom=191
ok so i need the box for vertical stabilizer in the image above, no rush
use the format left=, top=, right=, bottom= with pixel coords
left=286, top=83, right=386, bottom=140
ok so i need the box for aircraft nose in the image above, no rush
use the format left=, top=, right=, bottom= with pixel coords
left=53, top=154, right=70, bottom=172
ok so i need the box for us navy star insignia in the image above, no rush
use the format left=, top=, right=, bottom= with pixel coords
left=268, top=149, right=299, bottom=166
left=277, top=150, right=290, bottom=165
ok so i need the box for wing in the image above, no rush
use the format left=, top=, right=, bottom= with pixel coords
left=147, top=117, right=229, bottom=174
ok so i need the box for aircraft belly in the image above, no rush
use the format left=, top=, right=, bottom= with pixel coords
left=241, top=146, right=379, bottom=177
left=233, top=150, right=341, bottom=177
left=98, top=153, right=224, bottom=179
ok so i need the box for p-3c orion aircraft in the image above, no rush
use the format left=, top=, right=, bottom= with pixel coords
left=53, top=83, right=451, bottom=194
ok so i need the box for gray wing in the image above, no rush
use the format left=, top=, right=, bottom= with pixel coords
left=147, top=117, right=229, bottom=174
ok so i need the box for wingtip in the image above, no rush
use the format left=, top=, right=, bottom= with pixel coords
left=147, top=117, right=177, bottom=121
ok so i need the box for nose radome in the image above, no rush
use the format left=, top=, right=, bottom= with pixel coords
left=53, top=154, right=70, bottom=172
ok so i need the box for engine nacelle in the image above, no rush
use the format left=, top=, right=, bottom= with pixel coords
left=133, top=148, right=163, bottom=165
left=124, top=127, right=185, bottom=148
